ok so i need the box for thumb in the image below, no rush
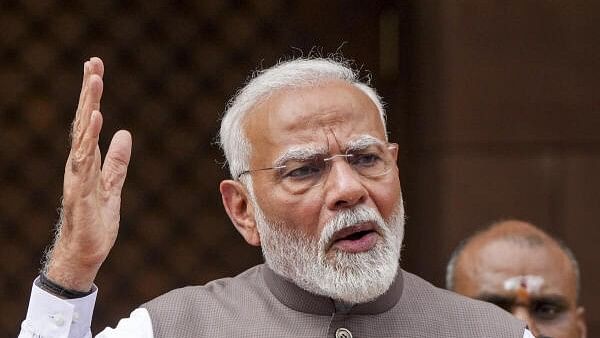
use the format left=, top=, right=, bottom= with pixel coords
left=102, top=130, right=132, bottom=194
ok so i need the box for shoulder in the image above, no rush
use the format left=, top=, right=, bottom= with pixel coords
left=142, top=264, right=267, bottom=314
left=401, top=269, right=504, bottom=312
left=140, top=265, right=273, bottom=336
left=400, top=270, right=526, bottom=336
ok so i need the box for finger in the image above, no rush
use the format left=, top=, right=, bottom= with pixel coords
left=71, top=61, right=89, bottom=143
left=73, top=74, right=104, bottom=149
left=89, top=57, right=105, bottom=78
left=73, top=58, right=104, bottom=146
left=79, top=74, right=104, bottom=133
left=75, top=61, right=90, bottom=120
left=70, top=110, right=103, bottom=175
left=74, top=57, right=103, bottom=120
left=101, top=130, right=133, bottom=195
left=76, top=57, right=104, bottom=113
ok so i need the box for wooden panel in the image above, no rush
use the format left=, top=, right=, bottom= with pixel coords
left=563, top=154, right=600, bottom=334
left=409, top=2, right=600, bottom=335
left=438, top=152, right=561, bottom=254
left=440, top=1, right=600, bottom=146
left=400, top=154, right=445, bottom=284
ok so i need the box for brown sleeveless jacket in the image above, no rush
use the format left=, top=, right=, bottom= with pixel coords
left=143, top=264, right=525, bottom=337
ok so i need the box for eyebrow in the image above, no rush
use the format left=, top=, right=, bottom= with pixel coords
left=477, top=293, right=569, bottom=307
left=477, top=294, right=514, bottom=304
left=345, top=135, right=385, bottom=151
left=272, top=135, right=385, bottom=167
left=273, top=145, right=328, bottom=167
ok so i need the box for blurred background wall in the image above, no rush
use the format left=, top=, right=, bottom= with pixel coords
left=0, top=1, right=597, bottom=336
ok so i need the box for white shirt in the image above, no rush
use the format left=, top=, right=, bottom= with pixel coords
left=18, top=280, right=152, bottom=338
left=18, top=280, right=536, bottom=338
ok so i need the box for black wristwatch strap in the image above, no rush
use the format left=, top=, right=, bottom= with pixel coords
left=38, top=273, right=94, bottom=299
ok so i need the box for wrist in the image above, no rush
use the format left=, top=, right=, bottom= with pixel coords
left=44, top=243, right=102, bottom=292
left=37, top=272, right=94, bottom=299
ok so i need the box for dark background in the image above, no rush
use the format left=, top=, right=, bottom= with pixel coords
left=1, top=1, right=598, bottom=336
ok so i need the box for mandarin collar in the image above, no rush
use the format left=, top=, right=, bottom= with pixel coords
left=262, top=263, right=404, bottom=315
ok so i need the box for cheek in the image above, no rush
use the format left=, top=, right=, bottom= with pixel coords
left=259, top=188, right=324, bottom=236
left=370, top=175, right=402, bottom=219
left=535, top=311, right=580, bottom=336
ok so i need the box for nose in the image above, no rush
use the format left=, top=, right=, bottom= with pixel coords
left=324, top=156, right=367, bottom=210
left=512, top=307, right=540, bottom=337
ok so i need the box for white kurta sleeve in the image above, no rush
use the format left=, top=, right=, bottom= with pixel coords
left=18, top=278, right=154, bottom=338
left=18, top=278, right=97, bottom=338
left=96, top=308, right=153, bottom=338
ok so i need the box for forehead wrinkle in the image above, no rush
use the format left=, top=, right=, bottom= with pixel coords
left=279, top=104, right=347, bottom=133
left=273, top=145, right=328, bottom=167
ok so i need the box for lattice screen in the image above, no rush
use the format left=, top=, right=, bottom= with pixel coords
left=0, top=1, right=389, bottom=335
left=0, top=1, right=292, bottom=334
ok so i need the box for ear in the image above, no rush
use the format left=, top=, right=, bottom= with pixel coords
left=576, top=306, right=587, bottom=338
left=220, top=179, right=261, bottom=246
left=390, top=143, right=399, bottom=162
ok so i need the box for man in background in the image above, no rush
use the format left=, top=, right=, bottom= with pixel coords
left=447, top=219, right=587, bottom=338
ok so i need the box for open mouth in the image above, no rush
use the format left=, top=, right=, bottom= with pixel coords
left=330, top=222, right=379, bottom=253
left=343, top=230, right=374, bottom=240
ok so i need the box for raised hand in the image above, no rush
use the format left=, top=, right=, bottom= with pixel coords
left=44, top=57, right=132, bottom=292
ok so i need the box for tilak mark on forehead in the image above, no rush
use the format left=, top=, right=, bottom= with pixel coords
left=504, top=275, right=545, bottom=299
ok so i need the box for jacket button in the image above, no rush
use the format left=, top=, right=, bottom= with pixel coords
left=335, top=327, right=353, bottom=338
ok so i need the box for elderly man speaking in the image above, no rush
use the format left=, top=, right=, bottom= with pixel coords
left=19, top=57, right=534, bottom=337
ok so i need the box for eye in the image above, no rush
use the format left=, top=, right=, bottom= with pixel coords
left=282, top=161, right=323, bottom=180
left=349, top=152, right=382, bottom=167
left=477, top=295, right=514, bottom=313
left=532, top=301, right=565, bottom=320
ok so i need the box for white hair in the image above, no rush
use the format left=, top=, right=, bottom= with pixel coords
left=218, top=57, right=388, bottom=180
left=254, top=196, right=405, bottom=304
left=218, top=57, right=401, bottom=302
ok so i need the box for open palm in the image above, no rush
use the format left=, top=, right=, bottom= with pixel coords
left=45, top=57, right=132, bottom=292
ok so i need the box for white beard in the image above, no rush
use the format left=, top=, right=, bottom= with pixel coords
left=253, top=199, right=405, bottom=304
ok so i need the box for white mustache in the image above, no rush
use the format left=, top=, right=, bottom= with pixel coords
left=319, top=205, right=386, bottom=248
